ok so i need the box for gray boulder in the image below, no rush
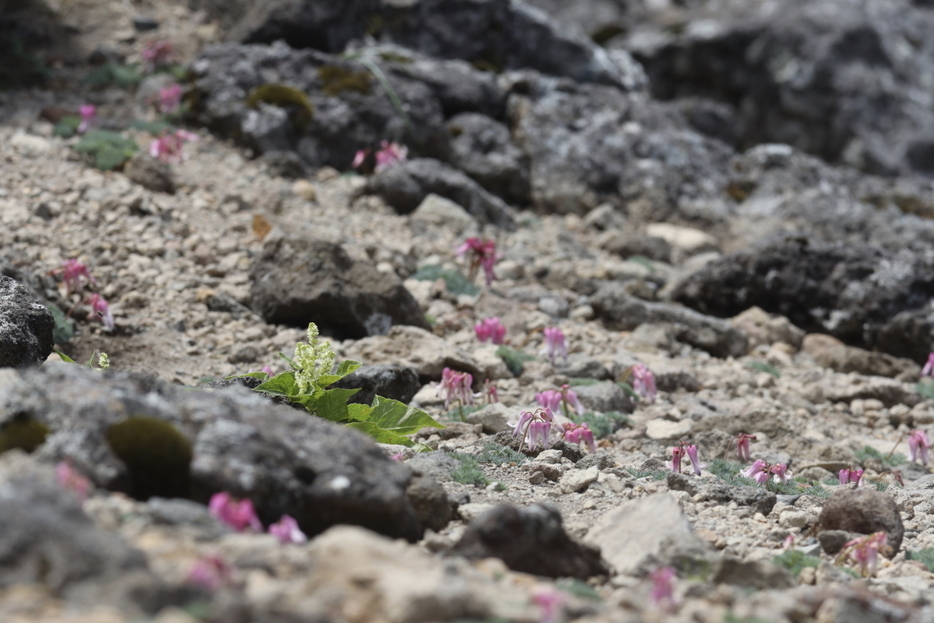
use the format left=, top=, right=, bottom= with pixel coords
left=333, top=363, right=421, bottom=405
left=0, top=274, right=54, bottom=368
left=446, top=112, right=531, bottom=205
left=249, top=236, right=429, bottom=338
left=0, top=365, right=425, bottom=542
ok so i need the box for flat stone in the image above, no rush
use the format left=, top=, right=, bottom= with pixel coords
left=558, top=466, right=599, bottom=494
left=645, top=418, right=693, bottom=440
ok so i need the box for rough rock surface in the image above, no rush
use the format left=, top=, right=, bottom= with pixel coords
left=333, top=363, right=421, bottom=405
left=0, top=274, right=54, bottom=368
left=816, top=488, right=905, bottom=556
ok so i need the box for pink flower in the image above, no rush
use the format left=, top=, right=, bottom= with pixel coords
left=483, top=379, right=499, bottom=404
left=85, top=293, right=114, bottom=331
left=839, top=468, right=864, bottom=487
left=261, top=366, right=274, bottom=376
left=352, top=148, right=371, bottom=172
left=684, top=444, right=705, bottom=476
left=845, top=532, right=888, bottom=577
left=157, top=84, right=183, bottom=114
left=513, top=408, right=553, bottom=452
left=648, top=566, right=678, bottom=613
left=390, top=452, right=404, bottom=461
left=531, top=586, right=566, bottom=623
left=56, top=461, right=91, bottom=500
left=541, top=327, right=568, bottom=364
left=740, top=459, right=770, bottom=485
left=54, top=258, right=97, bottom=296
left=923, top=353, right=934, bottom=377
left=77, top=105, right=97, bottom=133
left=769, top=462, right=792, bottom=484
left=456, top=237, right=498, bottom=286
left=187, top=554, right=232, bottom=591
left=267, top=514, right=307, bottom=544
left=535, top=389, right=563, bottom=413
left=141, top=40, right=173, bottom=71
left=474, top=317, right=506, bottom=344
left=208, top=492, right=263, bottom=532
left=375, top=141, right=407, bottom=172
left=437, top=367, right=474, bottom=411
left=149, top=129, right=199, bottom=163
left=668, top=445, right=685, bottom=474
left=631, top=364, right=657, bottom=404
left=561, top=422, right=596, bottom=453
left=731, top=432, right=757, bottom=463
left=909, top=430, right=930, bottom=465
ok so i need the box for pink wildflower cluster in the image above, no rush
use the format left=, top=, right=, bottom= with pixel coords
left=513, top=407, right=554, bottom=452
left=78, top=104, right=97, bottom=134
left=437, top=367, right=474, bottom=411
left=157, top=84, right=183, bottom=114
left=838, top=467, right=864, bottom=487
left=536, top=384, right=585, bottom=417
left=474, top=317, right=506, bottom=344
left=51, top=259, right=114, bottom=331
left=86, top=293, right=115, bottom=331
left=541, top=326, right=567, bottom=364
left=208, top=492, right=307, bottom=545
left=483, top=378, right=499, bottom=404
left=150, top=129, right=198, bottom=163
left=843, top=532, right=888, bottom=577
left=648, top=566, right=679, bottom=613
left=740, top=459, right=792, bottom=485
left=141, top=40, right=174, bottom=72
left=630, top=363, right=657, bottom=403
left=560, top=422, right=596, bottom=453
left=352, top=140, right=408, bottom=174
left=56, top=461, right=91, bottom=500
left=729, top=432, right=757, bottom=463
left=668, top=442, right=705, bottom=476
left=909, top=429, right=930, bottom=465
left=456, top=237, right=498, bottom=286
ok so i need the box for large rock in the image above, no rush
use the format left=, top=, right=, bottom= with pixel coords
left=0, top=274, right=54, bottom=368
left=332, top=363, right=421, bottom=405
left=671, top=235, right=934, bottom=362
left=591, top=284, right=748, bottom=358
left=0, top=365, right=425, bottom=542
left=249, top=236, right=428, bottom=338
left=446, top=112, right=531, bottom=205
left=802, top=333, right=920, bottom=380
left=630, top=0, right=934, bottom=177
left=362, top=158, right=516, bottom=228
left=816, top=488, right=904, bottom=556
left=448, top=503, right=607, bottom=579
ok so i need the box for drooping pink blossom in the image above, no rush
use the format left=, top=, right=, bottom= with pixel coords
left=668, top=445, right=685, bottom=474
left=208, top=492, right=263, bottom=532
left=56, top=461, right=91, bottom=500
left=684, top=444, right=705, bottom=476
left=631, top=363, right=657, bottom=404
left=648, top=566, right=678, bottom=613
left=513, top=408, right=553, bottom=452
left=769, top=462, right=792, bottom=484
left=85, top=293, right=114, bottom=331
left=561, top=422, right=596, bottom=453
left=267, top=514, right=307, bottom=544
left=845, top=532, right=888, bottom=577
left=53, top=258, right=97, bottom=296
left=375, top=141, right=407, bottom=172
left=187, top=554, right=232, bottom=591
left=740, top=459, right=770, bottom=485
left=531, top=586, right=566, bottom=623
left=839, top=467, right=864, bottom=487
left=541, top=327, right=568, bottom=365
left=483, top=379, right=499, bottom=404
left=474, top=317, right=506, bottom=344
left=141, top=40, right=174, bottom=72
left=922, top=353, right=934, bottom=377
left=157, top=84, right=183, bottom=114
left=149, top=129, right=199, bottom=164
left=456, top=237, right=498, bottom=286
left=77, top=105, right=97, bottom=134
left=536, top=390, right=562, bottom=413
left=909, top=430, right=930, bottom=465
left=731, top=432, right=757, bottom=463
left=437, top=367, right=474, bottom=411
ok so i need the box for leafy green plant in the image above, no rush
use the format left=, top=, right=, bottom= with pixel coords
left=746, top=360, right=780, bottom=378
left=799, top=484, right=831, bottom=498
left=240, top=323, right=443, bottom=448
left=855, top=445, right=904, bottom=467
left=54, top=116, right=82, bottom=138
left=84, top=63, right=143, bottom=89
left=73, top=130, right=138, bottom=170
left=47, top=302, right=75, bottom=343
left=568, top=410, right=631, bottom=439
left=773, top=550, right=820, bottom=576
left=495, top=345, right=535, bottom=376
left=443, top=404, right=482, bottom=421
left=475, top=441, right=526, bottom=466
left=905, top=548, right=934, bottom=572
left=412, top=264, right=480, bottom=296
left=451, top=454, right=489, bottom=486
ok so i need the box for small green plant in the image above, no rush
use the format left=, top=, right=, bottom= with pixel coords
left=905, top=548, right=934, bottom=572
left=48, top=302, right=75, bottom=343
left=626, top=255, right=656, bottom=272
left=773, top=550, right=820, bottom=576
left=54, top=115, right=82, bottom=138
left=746, top=360, right=780, bottom=378
left=495, top=345, right=535, bottom=376
left=451, top=454, right=489, bottom=486
left=239, top=323, right=443, bottom=448
left=443, top=404, right=482, bottom=421
left=556, top=578, right=601, bottom=601
left=568, top=410, right=631, bottom=439
left=917, top=379, right=934, bottom=400
left=412, top=264, right=480, bottom=296
left=799, top=484, right=831, bottom=498
left=84, top=63, right=143, bottom=89
left=475, top=441, right=526, bottom=466
left=855, top=445, right=905, bottom=467
left=73, top=130, right=138, bottom=170
left=54, top=349, right=111, bottom=370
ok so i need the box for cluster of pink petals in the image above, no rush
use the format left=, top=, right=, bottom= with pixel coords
left=531, top=586, right=566, bottom=623
left=54, top=258, right=97, bottom=296
left=845, top=532, right=888, bottom=577
left=909, top=430, right=930, bottom=465
left=474, top=317, right=506, bottom=344
left=437, top=367, right=474, bottom=410
left=208, top=492, right=308, bottom=545
left=141, top=40, right=174, bottom=71
left=731, top=432, right=757, bottom=463
left=669, top=443, right=704, bottom=476
left=513, top=408, right=554, bottom=452
left=352, top=141, right=408, bottom=173
left=483, top=379, right=499, bottom=404
left=740, top=459, right=792, bottom=485
left=648, top=566, right=679, bottom=613
left=55, top=461, right=91, bottom=500
left=157, top=84, right=183, bottom=114
left=149, top=129, right=199, bottom=163
left=187, top=554, right=232, bottom=590
left=456, top=237, right=498, bottom=286
left=536, top=384, right=585, bottom=416
left=541, top=326, right=568, bottom=364
left=268, top=515, right=308, bottom=544
left=78, top=104, right=97, bottom=133
left=839, top=467, right=864, bottom=486
left=631, top=363, right=657, bottom=403
left=561, top=422, right=596, bottom=453
left=922, top=352, right=934, bottom=377
left=85, top=293, right=115, bottom=331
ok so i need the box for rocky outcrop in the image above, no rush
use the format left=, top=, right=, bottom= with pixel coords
left=0, top=274, right=54, bottom=368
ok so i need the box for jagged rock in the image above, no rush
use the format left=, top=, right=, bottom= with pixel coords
left=249, top=236, right=428, bottom=338
left=0, top=274, right=54, bottom=368
left=332, top=363, right=421, bottom=405
left=667, top=472, right=777, bottom=517
left=816, top=488, right=904, bottom=556
left=730, top=306, right=805, bottom=351
left=446, top=112, right=530, bottom=205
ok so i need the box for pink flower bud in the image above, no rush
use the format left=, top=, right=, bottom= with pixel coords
left=267, top=514, right=307, bottom=544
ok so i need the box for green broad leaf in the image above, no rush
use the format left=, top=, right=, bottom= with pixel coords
left=345, top=421, right=428, bottom=449
left=54, top=349, right=76, bottom=363
left=346, top=403, right=374, bottom=422
left=312, top=387, right=361, bottom=422
left=316, top=359, right=362, bottom=388
left=358, top=397, right=445, bottom=436
left=254, top=371, right=298, bottom=396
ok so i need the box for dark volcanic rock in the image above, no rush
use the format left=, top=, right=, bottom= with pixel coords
left=449, top=503, right=607, bottom=579
left=671, top=235, right=934, bottom=362
left=249, top=236, right=428, bottom=338
left=0, top=365, right=425, bottom=542
left=0, top=274, right=54, bottom=368
left=333, top=363, right=421, bottom=405
left=816, top=488, right=904, bottom=556
left=446, top=112, right=531, bottom=205
left=591, top=284, right=748, bottom=358
left=362, top=158, right=516, bottom=228
left=405, top=473, right=452, bottom=533
left=668, top=473, right=776, bottom=517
